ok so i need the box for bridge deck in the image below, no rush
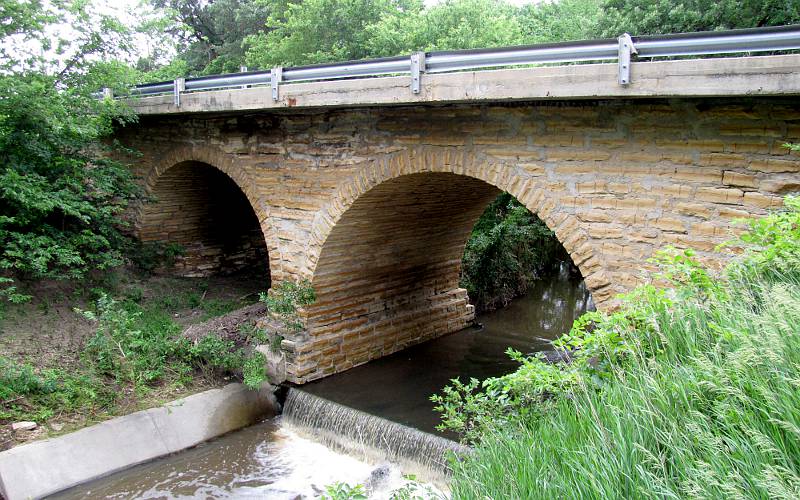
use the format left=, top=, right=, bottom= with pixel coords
left=129, top=54, right=800, bottom=116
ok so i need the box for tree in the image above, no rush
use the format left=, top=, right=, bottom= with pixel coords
left=149, top=0, right=272, bottom=75
left=366, top=0, right=524, bottom=57
left=245, top=0, right=420, bottom=67
left=0, top=0, right=141, bottom=300
left=599, top=0, right=800, bottom=37
left=519, top=0, right=604, bottom=43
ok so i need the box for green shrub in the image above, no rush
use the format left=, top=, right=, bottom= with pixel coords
left=321, top=482, right=367, bottom=500
left=0, top=357, right=57, bottom=401
left=259, top=280, right=316, bottom=331
left=0, top=356, right=114, bottom=422
left=80, top=294, right=245, bottom=390
left=242, top=351, right=267, bottom=390
left=442, top=197, right=800, bottom=498
left=460, top=193, right=565, bottom=312
left=126, top=241, right=184, bottom=274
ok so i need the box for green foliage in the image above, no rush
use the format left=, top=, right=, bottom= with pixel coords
left=0, top=277, right=275, bottom=424
left=321, top=482, right=368, bottom=500
left=0, top=0, right=142, bottom=301
left=246, top=0, right=417, bottom=68
left=389, top=475, right=445, bottom=500
left=259, top=280, right=316, bottom=331
left=0, top=355, right=115, bottom=422
left=321, top=477, right=443, bottom=499
left=126, top=241, right=185, bottom=274
left=520, top=0, right=604, bottom=43
left=79, top=293, right=244, bottom=390
left=441, top=197, right=800, bottom=498
left=599, top=0, right=800, bottom=37
left=142, top=0, right=800, bottom=84
left=0, top=277, right=32, bottom=303
left=366, top=0, right=524, bottom=57
left=147, top=0, right=272, bottom=75
left=460, top=193, right=564, bottom=312
left=242, top=351, right=267, bottom=389
left=731, top=195, right=800, bottom=282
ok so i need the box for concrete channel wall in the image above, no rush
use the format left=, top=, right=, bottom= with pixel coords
left=0, top=384, right=277, bottom=500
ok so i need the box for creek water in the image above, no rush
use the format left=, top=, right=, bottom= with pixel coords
left=51, top=265, right=591, bottom=499
left=303, top=263, right=593, bottom=436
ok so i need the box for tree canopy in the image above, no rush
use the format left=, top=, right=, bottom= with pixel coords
left=0, top=0, right=140, bottom=300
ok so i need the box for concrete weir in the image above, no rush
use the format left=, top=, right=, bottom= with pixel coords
left=0, top=384, right=276, bottom=500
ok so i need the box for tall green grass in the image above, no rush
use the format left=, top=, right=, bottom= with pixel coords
left=447, top=199, right=800, bottom=499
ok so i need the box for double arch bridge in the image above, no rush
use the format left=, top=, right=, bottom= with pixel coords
left=118, top=28, right=800, bottom=382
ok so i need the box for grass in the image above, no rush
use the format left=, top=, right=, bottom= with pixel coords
left=446, top=198, right=800, bottom=499
left=0, top=272, right=266, bottom=431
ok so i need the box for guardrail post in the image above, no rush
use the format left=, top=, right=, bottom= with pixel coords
left=410, top=52, right=426, bottom=94
left=271, top=67, right=283, bottom=101
left=239, top=66, right=250, bottom=89
left=617, top=33, right=637, bottom=85
left=173, top=77, right=185, bottom=107
left=102, top=87, right=113, bottom=99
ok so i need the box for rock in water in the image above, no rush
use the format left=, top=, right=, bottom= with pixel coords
left=365, top=463, right=393, bottom=491
left=11, top=421, right=37, bottom=432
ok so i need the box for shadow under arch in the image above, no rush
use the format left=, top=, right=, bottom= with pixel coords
left=307, top=148, right=612, bottom=305
left=136, top=149, right=275, bottom=280
left=294, top=149, right=613, bottom=382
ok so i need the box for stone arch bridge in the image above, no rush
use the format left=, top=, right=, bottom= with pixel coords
left=119, top=54, right=800, bottom=383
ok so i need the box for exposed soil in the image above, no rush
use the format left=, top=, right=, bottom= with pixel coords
left=0, top=268, right=269, bottom=450
left=183, top=302, right=269, bottom=347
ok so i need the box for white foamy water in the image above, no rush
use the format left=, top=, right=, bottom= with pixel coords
left=51, top=418, right=444, bottom=499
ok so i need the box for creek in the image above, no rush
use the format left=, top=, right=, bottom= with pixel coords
left=52, top=264, right=592, bottom=499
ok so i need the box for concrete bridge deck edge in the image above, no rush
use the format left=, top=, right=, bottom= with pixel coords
left=128, top=54, right=800, bottom=116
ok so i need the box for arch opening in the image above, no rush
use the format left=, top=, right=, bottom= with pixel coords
left=137, top=161, right=270, bottom=281
left=303, top=171, right=591, bottom=381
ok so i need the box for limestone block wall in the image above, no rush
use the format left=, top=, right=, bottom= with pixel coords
left=300, top=173, right=500, bottom=378
left=136, top=161, right=269, bottom=277
left=118, top=98, right=800, bottom=383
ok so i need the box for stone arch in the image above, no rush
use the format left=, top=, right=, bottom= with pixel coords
left=136, top=144, right=282, bottom=280
left=307, top=146, right=613, bottom=306
left=288, top=146, right=613, bottom=382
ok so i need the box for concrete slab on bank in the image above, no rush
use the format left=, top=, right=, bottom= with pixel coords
left=0, top=383, right=277, bottom=500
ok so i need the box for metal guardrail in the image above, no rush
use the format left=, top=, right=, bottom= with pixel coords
left=116, top=24, right=800, bottom=106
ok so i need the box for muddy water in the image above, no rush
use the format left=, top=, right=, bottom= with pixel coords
left=303, top=263, right=592, bottom=435
left=51, top=420, right=413, bottom=499
left=51, top=266, right=591, bottom=499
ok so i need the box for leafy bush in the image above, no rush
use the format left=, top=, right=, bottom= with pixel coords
left=242, top=351, right=267, bottom=390
left=321, top=482, right=367, bottom=500
left=79, top=294, right=244, bottom=390
left=0, top=356, right=114, bottom=422
left=0, top=1, right=142, bottom=301
left=440, top=197, right=800, bottom=498
left=259, top=280, right=316, bottom=331
left=460, top=193, right=565, bottom=312
left=126, top=241, right=185, bottom=274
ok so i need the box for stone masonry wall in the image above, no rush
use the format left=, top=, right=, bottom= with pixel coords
left=119, top=98, right=800, bottom=383
left=136, top=161, right=269, bottom=277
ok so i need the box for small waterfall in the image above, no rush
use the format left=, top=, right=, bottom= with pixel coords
left=281, top=389, right=469, bottom=483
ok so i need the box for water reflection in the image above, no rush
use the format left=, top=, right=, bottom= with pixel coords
left=303, top=264, right=593, bottom=435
